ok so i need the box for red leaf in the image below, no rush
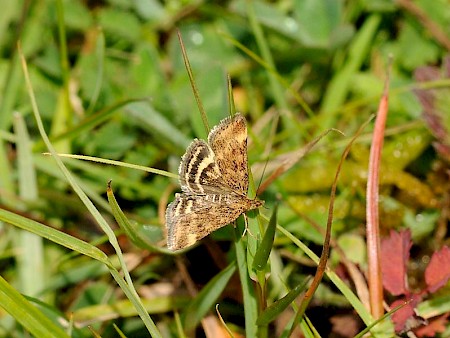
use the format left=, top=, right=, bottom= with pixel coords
left=414, top=313, right=449, bottom=337
left=390, top=295, right=422, bottom=333
left=425, top=246, right=450, bottom=293
left=390, top=298, right=415, bottom=332
left=381, top=229, right=412, bottom=295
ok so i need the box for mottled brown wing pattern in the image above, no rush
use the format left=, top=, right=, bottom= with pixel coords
left=208, top=114, right=249, bottom=195
left=165, top=113, right=263, bottom=251
left=166, top=194, right=252, bottom=251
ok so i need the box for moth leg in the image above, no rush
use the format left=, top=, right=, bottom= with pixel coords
left=242, top=213, right=255, bottom=238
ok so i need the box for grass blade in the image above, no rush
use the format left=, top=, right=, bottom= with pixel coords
left=257, top=279, right=308, bottom=326
left=107, top=181, right=173, bottom=254
left=13, top=111, right=44, bottom=297
left=19, top=44, right=162, bottom=337
left=0, top=208, right=109, bottom=263
left=320, top=14, right=381, bottom=127
left=0, top=275, right=69, bottom=337
left=235, top=231, right=258, bottom=337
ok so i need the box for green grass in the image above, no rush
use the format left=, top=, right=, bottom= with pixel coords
left=0, top=0, right=449, bottom=337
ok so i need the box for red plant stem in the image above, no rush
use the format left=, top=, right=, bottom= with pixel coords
left=366, top=77, right=390, bottom=319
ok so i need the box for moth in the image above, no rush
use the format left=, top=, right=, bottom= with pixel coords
left=165, top=113, right=264, bottom=251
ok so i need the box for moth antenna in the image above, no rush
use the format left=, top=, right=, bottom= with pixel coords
left=227, top=74, right=237, bottom=117
left=256, top=151, right=270, bottom=197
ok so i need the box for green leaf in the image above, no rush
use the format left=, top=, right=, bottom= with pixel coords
left=125, top=101, right=191, bottom=151
left=252, top=204, right=277, bottom=271
left=0, top=208, right=109, bottom=264
left=257, top=279, right=308, bottom=326
left=396, top=22, right=440, bottom=70
left=320, top=14, right=381, bottom=127
left=404, top=209, right=439, bottom=242
left=107, top=181, right=173, bottom=254
left=97, top=7, right=141, bottom=41
left=184, top=263, right=237, bottom=331
left=73, top=295, right=190, bottom=325
left=235, top=225, right=258, bottom=337
left=293, top=0, right=342, bottom=47
left=0, top=275, right=70, bottom=337
left=84, top=121, right=136, bottom=158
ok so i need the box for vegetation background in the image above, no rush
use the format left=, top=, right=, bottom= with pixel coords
left=0, top=0, right=449, bottom=337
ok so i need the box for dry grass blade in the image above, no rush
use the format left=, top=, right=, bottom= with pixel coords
left=256, top=128, right=343, bottom=195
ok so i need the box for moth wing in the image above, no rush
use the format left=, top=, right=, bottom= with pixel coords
left=208, top=114, right=249, bottom=195
left=166, top=193, right=246, bottom=251
left=178, top=139, right=228, bottom=194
